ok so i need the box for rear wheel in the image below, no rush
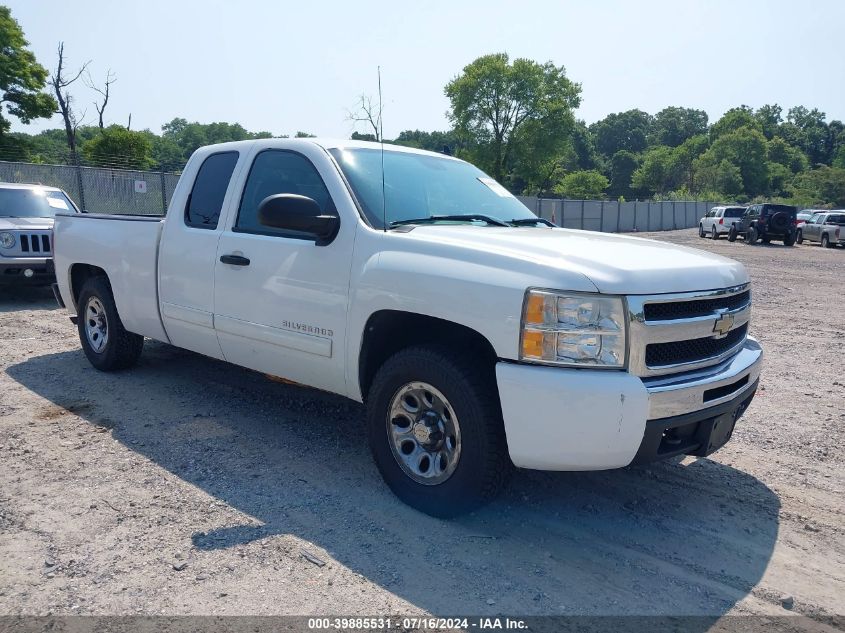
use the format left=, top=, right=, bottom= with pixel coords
left=796, top=230, right=803, bottom=244
left=366, top=345, right=512, bottom=518
left=761, top=236, right=771, bottom=244
left=822, top=234, right=832, bottom=248
left=711, top=226, right=719, bottom=240
left=728, top=226, right=738, bottom=242
left=783, top=233, right=796, bottom=246
left=745, top=226, right=758, bottom=245
left=699, top=224, right=705, bottom=238
left=77, top=276, right=144, bottom=371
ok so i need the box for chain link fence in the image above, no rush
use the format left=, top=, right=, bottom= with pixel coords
left=516, top=197, right=723, bottom=232
left=1, top=159, right=722, bottom=230
left=0, top=160, right=180, bottom=215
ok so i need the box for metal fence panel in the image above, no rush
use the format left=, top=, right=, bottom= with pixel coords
left=561, top=200, right=581, bottom=229
left=618, top=201, right=636, bottom=232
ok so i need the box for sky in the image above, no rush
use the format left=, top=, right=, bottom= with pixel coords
left=8, top=0, right=845, bottom=139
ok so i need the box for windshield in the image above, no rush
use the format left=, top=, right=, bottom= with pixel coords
left=724, top=208, right=745, bottom=218
left=329, top=148, right=536, bottom=228
left=0, top=188, right=76, bottom=218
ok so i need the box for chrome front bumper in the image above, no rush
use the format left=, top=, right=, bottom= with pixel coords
left=643, top=337, right=762, bottom=419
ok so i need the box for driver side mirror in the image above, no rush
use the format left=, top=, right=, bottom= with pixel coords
left=257, top=194, right=339, bottom=245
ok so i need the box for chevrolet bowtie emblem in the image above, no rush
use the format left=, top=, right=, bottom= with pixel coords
left=713, top=312, right=735, bottom=336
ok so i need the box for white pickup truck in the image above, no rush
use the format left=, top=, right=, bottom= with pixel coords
left=53, top=139, right=762, bottom=517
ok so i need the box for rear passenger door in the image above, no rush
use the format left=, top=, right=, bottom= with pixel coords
left=158, top=150, right=243, bottom=359
left=805, top=213, right=821, bottom=241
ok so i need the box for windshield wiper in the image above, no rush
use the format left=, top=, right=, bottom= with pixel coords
left=510, top=217, right=556, bottom=227
left=389, top=214, right=510, bottom=228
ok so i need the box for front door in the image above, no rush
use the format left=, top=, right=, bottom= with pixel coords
left=212, top=147, right=354, bottom=395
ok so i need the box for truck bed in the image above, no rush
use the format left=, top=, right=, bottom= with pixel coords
left=53, top=213, right=170, bottom=343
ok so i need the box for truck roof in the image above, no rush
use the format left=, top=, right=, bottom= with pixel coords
left=0, top=182, right=63, bottom=192
left=189, top=138, right=464, bottom=162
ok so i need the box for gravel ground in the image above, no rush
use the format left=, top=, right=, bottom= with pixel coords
left=0, top=229, right=843, bottom=622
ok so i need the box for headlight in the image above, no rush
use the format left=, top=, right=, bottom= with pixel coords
left=0, top=232, right=15, bottom=249
left=520, top=290, right=627, bottom=368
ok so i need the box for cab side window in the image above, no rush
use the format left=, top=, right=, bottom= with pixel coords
left=185, top=152, right=239, bottom=229
left=235, top=150, right=335, bottom=237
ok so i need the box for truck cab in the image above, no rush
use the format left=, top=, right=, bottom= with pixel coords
left=52, top=139, right=763, bottom=517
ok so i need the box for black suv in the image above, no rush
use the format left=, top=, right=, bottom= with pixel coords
left=728, top=203, right=798, bottom=246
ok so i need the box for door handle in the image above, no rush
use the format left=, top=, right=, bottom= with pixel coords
left=220, top=254, right=250, bottom=266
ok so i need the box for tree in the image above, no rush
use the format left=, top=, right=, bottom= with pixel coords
left=50, top=42, right=90, bottom=153
left=696, top=159, right=744, bottom=199
left=445, top=53, right=580, bottom=184
left=85, top=69, right=116, bottom=129
left=395, top=129, right=463, bottom=155
left=767, top=137, right=807, bottom=174
left=554, top=170, right=608, bottom=199
left=161, top=118, right=272, bottom=163
left=788, top=166, right=845, bottom=207
left=631, top=146, right=676, bottom=196
left=347, top=94, right=382, bottom=141
left=81, top=124, right=154, bottom=169
left=754, top=104, right=783, bottom=140
left=589, top=109, right=652, bottom=157
left=650, top=107, right=708, bottom=147
left=697, top=126, right=769, bottom=197
left=780, top=106, right=832, bottom=165
left=0, top=7, right=56, bottom=136
left=710, top=106, right=760, bottom=140
left=607, top=150, right=639, bottom=199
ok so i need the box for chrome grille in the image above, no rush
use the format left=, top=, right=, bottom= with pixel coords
left=628, top=284, right=751, bottom=377
left=3, top=230, right=52, bottom=256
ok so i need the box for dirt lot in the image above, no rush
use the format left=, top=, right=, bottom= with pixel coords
left=0, top=229, right=843, bottom=622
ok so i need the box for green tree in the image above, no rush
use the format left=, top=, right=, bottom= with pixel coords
left=589, top=109, right=652, bottom=157
left=754, top=104, right=783, bottom=140
left=445, top=53, right=580, bottom=184
left=767, top=137, right=807, bottom=174
left=698, top=126, right=769, bottom=197
left=650, top=107, right=708, bottom=147
left=780, top=106, right=832, bottom=165
left=696, top=159, right=744, bottom=199
left=161, top=118, right=273, bottom=162
left=631, top=146, right=675, bottom=196
left=607, top=150, right=639, bottom=199
left=788, top=166, right=845, bottom=207
left=710, top=106, right=760, bottom=140
left=554, top=170, right=608, bottom=199
left=0, top=6, right=56, bottom=136
left=395, top=129, right=463, bottom=155
left=81, top=125, right=154, bottom=169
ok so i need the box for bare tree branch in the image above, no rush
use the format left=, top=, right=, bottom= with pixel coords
left=346, top=94, right=381, bottom=141
left=85, top=69, right=116, bottom=129
left=50, top=42, right=91, bottom=154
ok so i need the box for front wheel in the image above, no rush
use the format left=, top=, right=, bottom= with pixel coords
left=699, top=224, right=705, bottom=238
left=745, top=226, right=758, bottom=245
left=796, top=230, right=803, bottom=244
left=77, top=276, right=144, bottom=371
left=366, top=345, right=512, bottom=518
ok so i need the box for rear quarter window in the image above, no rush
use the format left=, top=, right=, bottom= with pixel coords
left=185, top=152, right=240, bottom=229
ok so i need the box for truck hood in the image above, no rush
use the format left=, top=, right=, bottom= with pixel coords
left=402, top=226, right=748, bottom=295
left=0, top=217, right=55, bottom=231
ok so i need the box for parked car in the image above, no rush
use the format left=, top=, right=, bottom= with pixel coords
left=0, top=183, right=79, bottom=286
left=796, top=211, right=845, bottom=248
left=699, top=206, right=746, bottom=239
left=52, top=139, right=762, bottom=517
left=796, top=210, right=817, bottom=227
left=728, top=203, right=798, bottom=245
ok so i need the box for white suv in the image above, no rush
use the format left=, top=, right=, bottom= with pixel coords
left=699, top=206, right=746, bottom=240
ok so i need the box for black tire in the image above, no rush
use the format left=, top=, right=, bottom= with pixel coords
left=728, top=227, right=738, bottom=242
left=783, top=233, right=796, bottom=246
left=796, top=230, right=803, bottom=244
left=77, top=276, right=144, bottom=371
left=698, top=224, right=705, bottom=238
left=761, top=236, right=771, bottom=244
left=745, top=226, right=758, bottom=245
left=366, top=345, right=512, bottom=518
left=822, top=234, right=832, bottom=248
left=711, top=226, right=719, bottom=240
